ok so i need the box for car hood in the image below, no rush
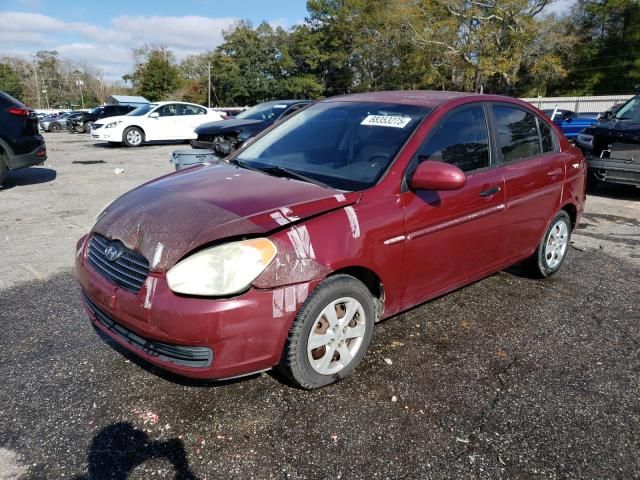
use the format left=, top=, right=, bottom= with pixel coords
left=584, top=119, right=640, bottom=143
left=94, top=115, right=129, bottom=126
left=195, top=118, right=265, bottom=135
left=92, top=162, right=358, bottom=271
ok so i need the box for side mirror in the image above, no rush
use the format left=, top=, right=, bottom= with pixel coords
left=409, top=160, right=466, bottom=191
left=149, top=112, right=159, bottom=119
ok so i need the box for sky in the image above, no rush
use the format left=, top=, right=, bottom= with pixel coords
left=0, top=0, right=575, bottom=83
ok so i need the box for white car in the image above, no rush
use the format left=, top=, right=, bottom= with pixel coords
left=90, top=101, right=224, bottom=147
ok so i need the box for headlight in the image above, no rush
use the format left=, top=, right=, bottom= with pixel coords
left=105, top=121, right=121, bottom=129
left=166, top=238, right=277, bottom=296
left=576, top=133, right=594, bottom=149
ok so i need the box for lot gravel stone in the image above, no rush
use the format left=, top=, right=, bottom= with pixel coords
left=0, top=133, right=638, bottom=479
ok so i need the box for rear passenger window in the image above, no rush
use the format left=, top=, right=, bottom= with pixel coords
left=417, top=105, right=490, bottom=172
left=537, top=118, right=556, bottom=153
left=492, top=105, right=541, bottom=162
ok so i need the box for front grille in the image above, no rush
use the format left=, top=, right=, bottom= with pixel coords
left=87, top=234, right=149, bottom=293
left=83, top=292, right=213, bottom=368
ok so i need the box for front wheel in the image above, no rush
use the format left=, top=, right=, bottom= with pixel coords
left=49, top=122, right=61, bottom=132
left=279, top=275, right=374, bottom=389
left=525, top=210, right=572, bottom=278
left=83, top=122, right=94, bottom=133
left=123, top=127, right=144, bottom=147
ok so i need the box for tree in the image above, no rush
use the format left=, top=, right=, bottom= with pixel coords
left=0, top=63, right=23, bottom=99
left=555, top=0, right=640, bottom=95
left=400, top=0, right=571, bottom=94
left=124, top=47, right=183, bottom=101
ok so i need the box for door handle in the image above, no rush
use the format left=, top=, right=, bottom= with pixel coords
left=480, top=185, right=501, bottom=197
left=547, top=168, right=563, bottom=178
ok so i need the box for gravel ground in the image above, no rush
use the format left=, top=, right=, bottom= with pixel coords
left=0, top=133, right=638, bottom=479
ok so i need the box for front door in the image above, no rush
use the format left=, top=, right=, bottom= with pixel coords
left=401, top=104, right=506, bottom=305
left=149, top=104, right=179, bottom=140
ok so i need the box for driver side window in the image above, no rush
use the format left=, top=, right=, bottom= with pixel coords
left=416, top=105, right=490, bottom=173
left=157, top=104, right=177, bottom=117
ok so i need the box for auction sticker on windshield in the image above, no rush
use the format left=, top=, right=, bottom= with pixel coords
left=361, top=115, right=411, bottom=128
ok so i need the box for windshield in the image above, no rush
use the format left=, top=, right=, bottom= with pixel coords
left=235, top=102, right=290, bottom=121
left=89, top=107, right=103, bottom=115
left=614, top=96, right=640, bottom=121
left=235, top=101, right=430, bottom=191
left=127, top=104, right=157, bottom=116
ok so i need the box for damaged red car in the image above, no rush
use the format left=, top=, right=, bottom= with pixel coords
left=76, top=91, right=586, bottom=389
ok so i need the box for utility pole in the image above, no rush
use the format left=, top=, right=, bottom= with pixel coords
left=207, top=63, right=211, bottom=108
left=76, top=77, right=85, bottom=109
left=42, top=80, right=50, bottom=110
left=32, top=64, right=41, bottom=109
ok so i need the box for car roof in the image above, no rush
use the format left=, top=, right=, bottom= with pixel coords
left=322, top=90, right=475, bottom=108
left=152, top=101, right=206, bottom=106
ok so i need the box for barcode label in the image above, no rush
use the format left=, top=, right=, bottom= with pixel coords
left=361, top=115, right=411, bottom=128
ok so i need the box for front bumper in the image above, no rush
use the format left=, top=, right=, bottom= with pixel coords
left=7, top=142, right=47, bottom=170
left=75, top=235, right=302, bottom=380
left=586, top=152, right=640, bottom=186
left=91, top=127, right=121, bottom=142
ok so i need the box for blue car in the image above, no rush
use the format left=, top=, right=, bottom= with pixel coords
left=542, top=109, right=598, bottom=141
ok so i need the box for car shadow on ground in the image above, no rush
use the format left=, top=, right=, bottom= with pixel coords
left=71, top=422, right=199, bottom=480
left=589, top=182, right=640, bottom=201
left=0, top=167, right=56, bottom=190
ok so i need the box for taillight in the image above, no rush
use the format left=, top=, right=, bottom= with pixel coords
left=7, top=107, right=31, bottom=117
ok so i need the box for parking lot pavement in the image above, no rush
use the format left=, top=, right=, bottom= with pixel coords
left=1, top=133, right=639, bottom=479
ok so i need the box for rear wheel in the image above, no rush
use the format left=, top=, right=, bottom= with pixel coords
left=123, top=127, right=144, bottom=147
left=525, top=210, right=572, bottom=278
left=49, top=122, right=61, bottom=132
left=279, top=275, right=374, bottom=389
left=83, top=121, right=94, bottom=133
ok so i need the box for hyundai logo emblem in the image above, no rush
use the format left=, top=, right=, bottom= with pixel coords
left=104, top=242, right=123, bottom=262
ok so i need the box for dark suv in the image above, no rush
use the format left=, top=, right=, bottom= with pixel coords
left=69, top=104, right=138, bottom=133
left=576, top=93, right=640, bottom=188
left=0, top=90, right=47, bottom=185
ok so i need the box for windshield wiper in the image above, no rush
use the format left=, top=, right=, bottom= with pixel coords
left=258, top=165, right=332, bottom=188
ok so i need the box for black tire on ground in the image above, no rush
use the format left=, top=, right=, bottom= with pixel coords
left=524, top=210, right=572, bottom=278
left=0, top=150, right=8, bottom=186
left=123, top=127, right=144, bottom=147
left=278, top=274, right=375, bottom=389
left=586, top=169, right=600, bottom=191
left=83, top=122, right=94, bottom=133
left=49, top=122, right=61, bottom=132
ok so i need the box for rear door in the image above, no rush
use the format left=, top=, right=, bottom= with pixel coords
left=401, top=103, right=506, bottom=304
left=176, top=104, right=208, bottom=139
left=490, top=103, right=564, bottom=260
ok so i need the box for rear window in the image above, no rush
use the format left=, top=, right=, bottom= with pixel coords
left=538, top=118, right=556, bottom=153
left=0, top=91, right=25, bottom=108
left=492, top=105, right=541, bottom=162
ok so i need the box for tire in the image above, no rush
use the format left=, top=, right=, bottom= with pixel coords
left=525, top=210, right=572, bottom=278
left=123, top=127, right=144, bottom=147
left=49, top=122, right=61, bottom=132
left=586, top=169, right=600, bottom=191
left=0, top=151, right=8, bottom=186
left=83, top=121, right=94, bottom=133
left=278, top=274, right=375, bottom=389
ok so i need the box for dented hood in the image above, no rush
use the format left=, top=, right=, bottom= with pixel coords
left=93, top=162, right=358, bottom=271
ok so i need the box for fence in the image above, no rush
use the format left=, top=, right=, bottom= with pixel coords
left=520, top=95, right=634, bottom=115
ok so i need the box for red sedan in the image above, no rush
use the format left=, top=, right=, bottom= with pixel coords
left=76, top=91, right=586, bottom=389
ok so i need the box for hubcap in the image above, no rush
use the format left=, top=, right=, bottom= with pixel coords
left=307, top=297, right=366, bottom=375
left=545, top=219, right=569, bottom=269
left=127, top=130, right=142, bottom=145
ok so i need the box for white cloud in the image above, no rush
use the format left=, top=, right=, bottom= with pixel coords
left=0, top=11, right=238, bottom=81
